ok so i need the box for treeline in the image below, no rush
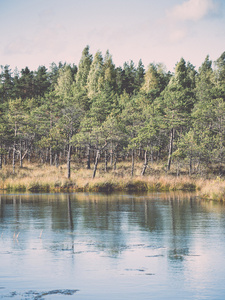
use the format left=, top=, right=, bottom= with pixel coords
left=0, top=46, right=225, bottom=178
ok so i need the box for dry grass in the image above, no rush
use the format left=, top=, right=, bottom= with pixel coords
left=0, top=161, right=224, bottom=201
left=0, top=163, right=74, bottom=192
left=196, top=178, right=225, bottom=201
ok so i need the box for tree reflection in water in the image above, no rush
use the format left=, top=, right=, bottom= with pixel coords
left=0, top=192, right=225, bottom=300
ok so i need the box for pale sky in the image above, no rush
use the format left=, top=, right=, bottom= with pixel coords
left=0, top=0, right=225, bottom=72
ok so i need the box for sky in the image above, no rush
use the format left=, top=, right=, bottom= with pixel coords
left=0, top=0, right=225, bottom=73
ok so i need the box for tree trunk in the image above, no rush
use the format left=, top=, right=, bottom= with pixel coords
left=55, top=153, right=59, bottom=168
left=110, top=142, right=113, bottom=166
left=138, top=147, right=141, bottom=160
left=3, top=152, right=6, bottom=166
left=49, top=146, right=53, bottom=166
left=67, top=195, right=74, bottom=230
left=113, top=152, right=117, bottom=171
left=196, top=158, right=201, bottom=174
left=141, top=150, right=148, bottom=176
left=104, top=150, right=108, bottom=172
left=64, top=146, right=67, bottom=160
left=0, top=145, right=2, bottom=170
left=8, top=147, right=10, bottom=161
left=167, top=128, right=174, bottom=171
left=87, top=144, right=91, bottom=169
left=150, top=149, right=154, bottom=164
left=49, top=112, right=53, bottom=166
left=93, top=149, right=96, bottom=164
left=40, top=152, right=44, bottom=164
left=189, top=156, right=192, bottom=176
left=131, top=149, right=135, bottom=177
left=156, top=149, right=160, bottom=162
left=92, top=142, right=107, bottom=179
left=28, top=149, right=31, bottom=163
left=92, top=150, right=100, bottom=179
left=13, top=142, right=16, bottom=175
left=19, top=140, right=23, bottom=168
left=45, top=148, right=48, bottom=163
left=67, top=145, right=72, bottom=179
left=13, top=121, right=17, bottom=175
left=176, top=161, right=180, bottom=177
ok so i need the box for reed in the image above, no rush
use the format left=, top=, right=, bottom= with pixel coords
left=197, top=178, right=225, bottom=201
left=0, top=161, right=224, bottom=201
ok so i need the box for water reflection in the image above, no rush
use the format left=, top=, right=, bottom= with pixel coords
left=1, top=192, right=225, bottom=299
left=67, top=195, right=74, bottom=231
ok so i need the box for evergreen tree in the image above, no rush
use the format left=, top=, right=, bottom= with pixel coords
left=135, top=59, right=145, bottom=91
left=86, top=50, right=104, bottom=99
left=54, top=65, right=74, bottom=100
left=7, top=98, right=27, bottom=172
left=122, top=60, right=136, bottom=95
left=102, top=50, right=116, bottom=91
left=161, top=58, right=196, bottom=171
left=115, top=67, right=124, bottom=95
left=75, top=45, right=93, bottom=89
left=49, top=62, right=66, bottom=88
left=214, top=51, right=225, bottom=100
left=3, top=48, right=225, bottom=180
left=18, top=67, right=35, bottom=99
left=34, top=66, right=51, bottom=97
left=196, top=55, right=214, bottom=103
left=0, top=108, right=12, bottom=169
left=0, top=65, right=14, bottom=102
left=140, top=63, right=170, bottom=104
left=119, top=96, right=144, bottom=176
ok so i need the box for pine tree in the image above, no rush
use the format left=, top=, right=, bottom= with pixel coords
left=54, top=65, right=74, bottom=100
left=0, top=65, right=14, bottom=102
left=75, top=45, right=93, bottom=89
left=34, top=66, right=51, bottom=97
left=161, top=58, right=196, bottom=171
left=122, top=60, right=136, bottom=95
left=196, top=55, right=214, bottom=103
left=86, top=50, right=104, bottom=99
left=214, top=52, right=225, bottom=100
left=19, top=67, right=35, bottom=99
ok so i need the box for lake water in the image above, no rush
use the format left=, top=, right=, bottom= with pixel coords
left=1, top=192, right=225, bottom=300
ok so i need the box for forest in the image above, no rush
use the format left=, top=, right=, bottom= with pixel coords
left=0, top=46, right=225, bottom=195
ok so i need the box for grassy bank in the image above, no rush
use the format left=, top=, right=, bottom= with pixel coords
left=0, top=162, right=224, bottom=201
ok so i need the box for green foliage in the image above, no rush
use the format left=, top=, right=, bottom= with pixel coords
left=2, top=48, right=225, bottom=178
left=87, top=50, right=104, bottom=99
left=141, top=63, right=169, bottom=99
left=76, top=45, right=93, bottom=89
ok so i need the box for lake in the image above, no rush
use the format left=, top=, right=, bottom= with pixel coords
left=0, top=192, right=225, bottom=300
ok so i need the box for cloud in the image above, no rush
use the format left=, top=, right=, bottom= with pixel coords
left=167, top=0, right=220, bottom=22
left=163, top=0, right=220, bottom=43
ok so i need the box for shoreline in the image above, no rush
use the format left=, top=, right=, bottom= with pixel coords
left=0, top=162, right=224, bottom=201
